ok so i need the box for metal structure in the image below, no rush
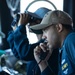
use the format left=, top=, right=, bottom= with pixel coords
left=25, top=0, right=57, bottom=12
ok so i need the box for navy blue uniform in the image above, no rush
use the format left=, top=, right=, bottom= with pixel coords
left=41, top=32, right=75, bottom=75
left=7, top=25, right=58, bottom=75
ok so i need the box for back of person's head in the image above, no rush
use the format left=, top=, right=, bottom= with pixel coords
left=30, top=10, right=73, bottom=31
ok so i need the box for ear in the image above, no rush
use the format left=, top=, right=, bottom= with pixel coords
left=56, top=24, right=63, bottom=32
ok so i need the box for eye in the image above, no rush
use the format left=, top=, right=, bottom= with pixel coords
left=43, top=26, right=49, bottom=33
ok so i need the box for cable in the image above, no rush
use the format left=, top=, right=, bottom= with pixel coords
left=32, top=59, right=55, bottom=75
left=32, top=60, right=42, bottom=75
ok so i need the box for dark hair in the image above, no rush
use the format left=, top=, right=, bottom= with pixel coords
left=62, top=24, right=73, bottom=31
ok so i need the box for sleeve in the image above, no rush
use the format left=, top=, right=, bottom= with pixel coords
left=41, top=66, right=54, bottom=75
left=7, top=31, right=19, bottom=58
left=65, top=33, right=75, bottom=66
left=13, top=25, right=44, bottom=61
